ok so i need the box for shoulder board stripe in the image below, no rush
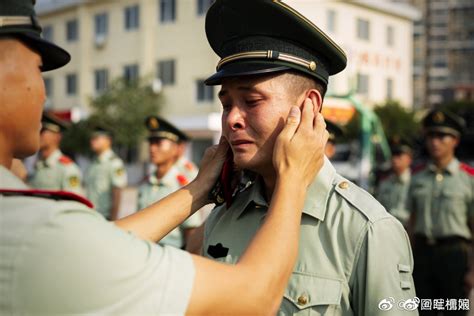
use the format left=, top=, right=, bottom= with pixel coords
left=0, top=189, right=93, bottom=208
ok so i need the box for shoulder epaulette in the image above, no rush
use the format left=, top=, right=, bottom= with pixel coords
left=185, top=161, right=196, bottom=171
left=59, top=156, right=73, bottom=165
left=411, top=163, right=426, bottom=175
left=177, top=174, right=189, bottom=186
left=0, top=189, right=93, bottom=208
left=460, top=163, right=474, bottom=176
left=333, top=177, right=389, bottom=223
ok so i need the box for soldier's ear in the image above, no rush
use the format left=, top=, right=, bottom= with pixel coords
left=306, top=89, right=323, bottom=113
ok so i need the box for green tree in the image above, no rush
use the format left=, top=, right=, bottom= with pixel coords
left=373, top=100, right=419, bottom=142
left=88, top=78, right=163, bottom=148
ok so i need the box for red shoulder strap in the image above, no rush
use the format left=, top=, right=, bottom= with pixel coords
left=411, top=163, right=426, bottom=175
left=460, top=163, right=474, bottom=176
left=59, top=156, right=73, bottom=165
left=0, top=189, right=94, bottom=208
left=177, top=174, right=189, bottom=186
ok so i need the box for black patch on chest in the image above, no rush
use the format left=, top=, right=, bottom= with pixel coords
left=207, top=243, right=229, bottom=259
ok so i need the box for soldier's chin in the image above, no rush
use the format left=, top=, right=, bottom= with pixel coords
left=15, top=139, right=40, bottom=159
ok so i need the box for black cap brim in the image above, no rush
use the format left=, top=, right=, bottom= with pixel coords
left=205, top=62, right=290, bottom=85
left=17, top=32, right=70, bottom=72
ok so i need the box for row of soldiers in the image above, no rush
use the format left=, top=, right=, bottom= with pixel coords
left=375, top=109, right=474, bottom=314
left=27, top=112, right=202, bottom=248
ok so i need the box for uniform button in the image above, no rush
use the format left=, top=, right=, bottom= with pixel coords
left=338, top=181, right=349, bottom=189
left=297, top=295, right=308, bottom=305
left=436, top=174, right=443, bottom=182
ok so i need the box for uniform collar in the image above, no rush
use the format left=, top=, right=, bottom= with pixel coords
left=396, top=169, right=411, bottom=183
left=148, top=165, right=180, bottom=187
left=428, top=158, right=459, bottom=175
left=40, top=149, right=62, bottom=167
left=98, top=149, right=114, bottom=162
left=234, top=157, right=336, bottom=221
left=0, top=165, right=29, bottom=189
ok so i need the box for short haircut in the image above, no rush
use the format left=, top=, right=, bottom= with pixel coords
left=282, top=70, right=327, bottom=101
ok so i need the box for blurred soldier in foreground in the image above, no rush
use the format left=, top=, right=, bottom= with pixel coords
left=29, top=112, right=83, bottom=194
left=407, top=110, right=474, bottom=315
left=138, top=116, right=201, bottom=248
left=376, top=137, right=413, bottom=227
left=85, top=127, right=127, bottom=220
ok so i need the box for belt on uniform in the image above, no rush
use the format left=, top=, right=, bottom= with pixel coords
left=415, top=234, right=471, bottom=246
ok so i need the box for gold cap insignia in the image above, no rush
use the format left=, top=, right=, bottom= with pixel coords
left=433, top=112, right=444, bottom=123
left=149, top=117, right=159, bottom=129
left=69, top=176, right=79, bottom=187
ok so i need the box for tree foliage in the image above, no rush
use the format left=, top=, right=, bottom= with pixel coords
left=373, top=100, right=419, bottom=142
left=88, top=78, right=163, bottom=147
left=62, top=78, right=163, bottom=157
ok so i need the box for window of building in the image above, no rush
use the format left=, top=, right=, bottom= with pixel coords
left=386, top=25, right=394, bottom=47
left=123, top=64, right=139, bottom=83
left=94, top=69, right=109, bottom=93
left=66, top=19, right=78, bottom=42
left=66, top=74, right=77, bottom=95
left=327, top=10, right=337, bottom=33
left=95, top=13, right=108, bottom=36
left=125, top=5, right=140, bottom=30
left=196, top=79, right=214, bottom=102
left=356, top=18, right=370, bottom=40
left=160, top=0, right=176, bottom=23
left=157, top=60, right=176, bottom=85
left=43, top=25, right=53, bottom=42
left=197, top=0, right=213, bottom=15
left=356, top=73, right=369, bottom=95
left=44, top=77, right=53, bottom=97
left=386, top=78, right=393, bottom=100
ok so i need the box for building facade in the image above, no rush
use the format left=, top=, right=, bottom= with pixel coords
left=406, top=0, right=474, bottom=108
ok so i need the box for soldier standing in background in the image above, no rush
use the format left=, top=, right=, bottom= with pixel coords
left=376, top=137, right=413, bottom=227
left=29, top=112, right=83, bottom=194
left=85, top=127, right=127, bottom=220
left=407, top=109, right=474, bottom=316
left=175, top=141, right=199, bottom=180
left=138, top=116, right=201, bottom=248
left=325, top=119, right=343, bottom=160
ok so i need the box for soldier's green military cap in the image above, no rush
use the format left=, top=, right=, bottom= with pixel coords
left=422, top=109, right=465, bottom=137
left=145, top=116, right=189, bottom=143
left=389, top=135, right=413, bottom=155
left=326, top=119, right=344, bottom=143
left=0, top=0, right=70, bottom=71
left=204, top=0, right=347, bottom=86
left=91, top=125, right=113, bottom=139
left=41, top=111, right=69, bottom=133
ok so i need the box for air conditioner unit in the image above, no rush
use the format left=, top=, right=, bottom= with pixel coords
left=94, top=34, right=107, bottom=49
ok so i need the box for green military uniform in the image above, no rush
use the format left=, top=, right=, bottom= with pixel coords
left=138, top=165, right=201, bottom=248
left=377, top=170, right=411, bottom=226
left=376, top=138, right=413, bottom=226
left=1, top=166, right=195, bottom=315
left=407, top=110, right=473, bottom=315
left=140, top=116, right=201, bottom=248
left=204, top=159, right=417, bottom=315
left=29, top=112, right=83, bottom=195
left=29, top=149, right=83, bottom=195
left=85, top=149, right=127, bottom=219
left=176, top=156, right=199, bottom=180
